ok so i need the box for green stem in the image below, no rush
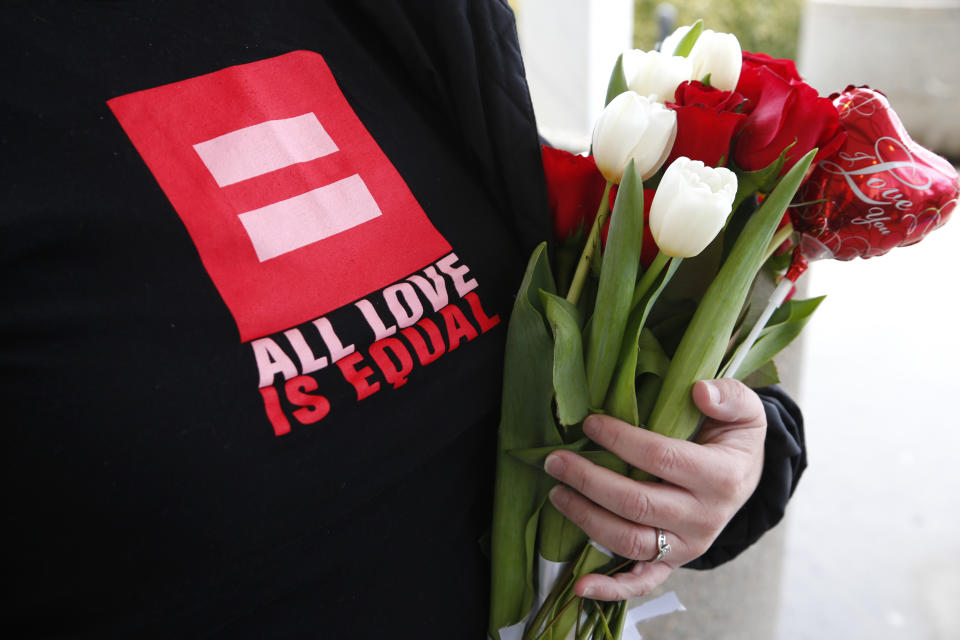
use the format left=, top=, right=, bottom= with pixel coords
left=566, top=181, right=613, bottom=305
left=594, top=601, right=615, bottom=640
left=522, top=545, right=584, bottom=640
left=630, top=250, right=670, bottom=308
left=611, top=600, right=628, bottom=639
left=529, top=554, right=634, bottom=640
left=534, top=595, right=581, bottom=640
left=575, top=597, right=585, bottom=639
left=576, top=607, right=599, bottom=640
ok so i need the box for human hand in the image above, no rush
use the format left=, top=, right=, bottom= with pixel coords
left=543, top=378, right=767, bottom=601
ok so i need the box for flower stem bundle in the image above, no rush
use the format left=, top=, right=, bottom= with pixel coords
left=487, top=15, right=960, bottom=638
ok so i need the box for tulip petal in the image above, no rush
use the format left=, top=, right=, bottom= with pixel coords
left=649, top=157, right=736, bottom=257
left=593, top=92, right=678, bottom=184
left=690, top=31, right=742, bottom=92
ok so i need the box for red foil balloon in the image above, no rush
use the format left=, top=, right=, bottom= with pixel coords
left=787, top=86, right=958, bottom=281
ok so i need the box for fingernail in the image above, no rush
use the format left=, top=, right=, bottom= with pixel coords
left=583, top=415, right=599, bottom=437
left=704, top=380, right=721, bottom=405
left=548, top=485, right=567, bottom=507
left=581, top=586, right=595, bottom=598
left=544, top=453, right=564, bottom=477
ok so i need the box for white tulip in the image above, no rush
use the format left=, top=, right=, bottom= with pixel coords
left=648, top=157, right=738, bottom=258
left=689, top=30, right=742, bottom=91
left=621, top=49, right=693, bottom=103
left=591, top=91, right=677, bottom=184
left=661, top=26, right=742, bottom=92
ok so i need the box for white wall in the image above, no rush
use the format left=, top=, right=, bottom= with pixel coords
left=515, top=0, right=635, bottom=151
left=798, top=0, right=960, bottom=156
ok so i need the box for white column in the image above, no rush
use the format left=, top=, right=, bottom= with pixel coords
left=797, top=0, right=960, bottom=156
left=515, top=0, right=635, bottom=152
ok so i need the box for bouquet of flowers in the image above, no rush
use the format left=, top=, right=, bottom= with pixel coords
left=488, top=20, right=957, bottom=640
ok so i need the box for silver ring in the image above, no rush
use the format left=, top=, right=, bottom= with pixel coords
left=649, top=528, right=671, bottom=563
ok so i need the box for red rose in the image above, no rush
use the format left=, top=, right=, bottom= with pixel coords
left=541, top=147, right=658, bottom=268
left=541, top=145, right=608, bottom=242
left=733, top=52, right=846, bottom=175
left=741, top=51, right=801, bottom=84
left=666, top=81, right=749, bottom=167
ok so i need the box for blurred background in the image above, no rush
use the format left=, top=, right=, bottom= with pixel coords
left=511, top=0, right=960, bottom=637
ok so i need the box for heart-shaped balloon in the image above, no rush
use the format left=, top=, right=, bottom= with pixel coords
left=787, top=86, right=958, bottom=280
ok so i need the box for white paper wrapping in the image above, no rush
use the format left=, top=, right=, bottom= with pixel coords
left=495, top=548, right=685, bottom=639
left=496, top=554, right=570, bottom=640
left=535, top=553, right=570, bottom=612
left=622, top=591, right=687, bottom=640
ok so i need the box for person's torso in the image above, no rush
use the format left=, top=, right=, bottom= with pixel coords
left=1, top=2, right=547, bottom=635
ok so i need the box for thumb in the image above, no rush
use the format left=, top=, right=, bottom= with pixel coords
left=692, top=378, right=766, bottom=427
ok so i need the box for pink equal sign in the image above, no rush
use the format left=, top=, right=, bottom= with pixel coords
left=109, top=51, right=451, bottom=341
left=193, top=113, right=382, bottom=262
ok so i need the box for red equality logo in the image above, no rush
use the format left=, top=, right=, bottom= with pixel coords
left=109, top=51, right=451, bottom=341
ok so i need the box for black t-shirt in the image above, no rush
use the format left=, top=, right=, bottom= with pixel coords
left=3, top=2, right=807, bottom=637
left=2, top=1, right=548, bottom=636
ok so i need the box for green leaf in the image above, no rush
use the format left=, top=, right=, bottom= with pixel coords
left=634, top=330, right=671, bottom=425
left=507, top=444, right=629, bottom=482
left=604, top=53, right=629, bottom=106
left=507, top=441, right=627, bottom=618
left=766, top=250, right=792, bottom=273
left=635, top=374, right=663, bottom=428
left=742, top=360, right=780, bottom=388
left=636, top=329, right=671, bottom=378
left=541, top=291, right=590, bottom=426
left=721, top=194, right=758, bottom=265
left=605, top=257, right=680, bottom=425
left=671, top=19, right=704, bottom=56
left=730, top=296, right=825, bottom=381
left=522, top=506, right=545, bottom=624
left=643, top=149, right=818, bottom=446
left=495, top=243, right=562, bottom=453
left=580, top=450, right=629, bottom=475
left=539, top=501, right=588, bottom=564
left=507, top=438, right=591, bottom=470
left=646, top=298, right=697, bottom=357
left=590, top=239, right=604, bottom=279
left=489, top=243, right=564, bottom=637
left=731, top=141, right=798, bottom=208
left=585, top=161, right=645, bottom=409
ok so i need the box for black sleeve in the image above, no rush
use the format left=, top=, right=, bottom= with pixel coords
left=683, top=385, right=807, bottom=570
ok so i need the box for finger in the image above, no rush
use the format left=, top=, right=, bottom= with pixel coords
left=582, top=413, right=725, bottom=492
left=574, top=560, right=673, bottom=602
left=544, top=450, right=701, bottom=533
left=548, top=485, right=694, bottom=563
left=692, top=379, right=766, bottom=428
